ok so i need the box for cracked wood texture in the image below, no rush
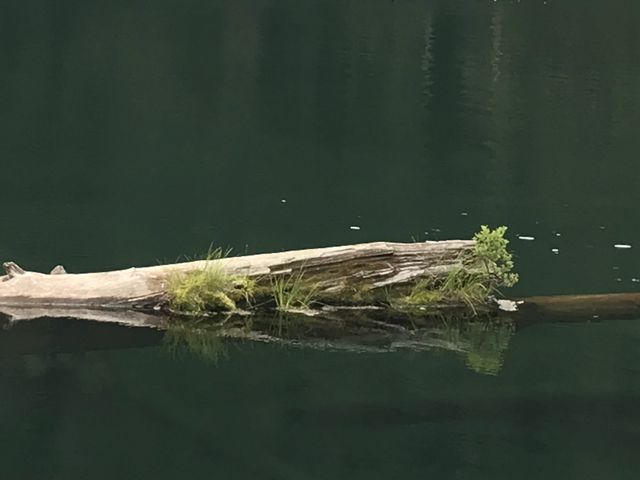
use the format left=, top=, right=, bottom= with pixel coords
left=0, top=241, right=474, bottom=315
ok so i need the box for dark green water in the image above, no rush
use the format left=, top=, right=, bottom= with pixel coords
left=2, top=0, right=640, bottom=477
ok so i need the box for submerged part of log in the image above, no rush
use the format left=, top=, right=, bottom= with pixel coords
left=514, top=292, right=640, bottom=323
left=0, top=241, right=474, bottom=317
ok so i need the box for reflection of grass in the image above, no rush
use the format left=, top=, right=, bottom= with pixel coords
left=167, top=248, right=255, bottom=314
left=464, top=321, right=514, bottom=375
left=440, top=319, right=515, bottom=376
left=271, top=270, right=317, bottom=312
left=163, top=321, right=227, bottom=363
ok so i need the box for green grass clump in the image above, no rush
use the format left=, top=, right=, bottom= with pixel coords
left=271, top=270, right=317, bottom=312
left=167, top=248, right=255, bottom=314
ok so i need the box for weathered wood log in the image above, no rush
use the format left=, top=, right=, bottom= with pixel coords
left=1, top=239, right=639, bottom=327
left=0, top=241, right=474, bottom=322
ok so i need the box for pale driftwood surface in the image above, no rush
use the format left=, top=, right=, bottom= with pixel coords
left=0, top=240, right=474, bottom=322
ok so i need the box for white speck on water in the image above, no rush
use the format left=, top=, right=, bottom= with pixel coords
left=592, top=315, right=599, bottom=319
left=614, top=244, right=632, bottom=249
left=551, top=248, right=559, bottom=254
left=280, top=199, right=287, bottom=203
left=632, top=278, right=640, bottom=283
left=431, top=228, right=441, bottom=232
left=599, top=226, right=606, bottom=230
left=616, top=278, right=623, bottom=282
left=349, top=226, right=361, bottom=231
left=613, top=266, right=620, bottom=270
left=518, top=235, right=535, bottom=241
left=460, top=212, right=468, bottom=216
left=555, top=232, right=561, bottom=237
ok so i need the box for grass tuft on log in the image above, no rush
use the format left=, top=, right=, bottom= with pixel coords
left=270, top=270, right=318, bottom=312
left=167, top=248, right=255, bottom=314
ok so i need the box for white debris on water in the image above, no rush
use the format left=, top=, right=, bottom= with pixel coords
left=460, top=212, right=468, bottom=216
left=614, top=244, right=632, bottom=249
left=349, top=226, right=361, bottom=231
left=632, top=278, right=640, bottom=283
left=280, top=199, right=287, bottom=203
left=551, top=248, right=559, bottom=254
left=599, top=226, right=606, bottom=230
left=497, top=299, right=519, bottom=312
left=518, top=235, right=535, bottom=241
left=555, top=232, right=561, bottom=237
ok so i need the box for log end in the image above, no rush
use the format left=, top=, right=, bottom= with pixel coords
left=3, top=262, right=25, bottom=279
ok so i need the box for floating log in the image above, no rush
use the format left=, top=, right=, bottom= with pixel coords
left=0, top=240, right=639, bottom=327
left=0, top=241, right=474, bottom=323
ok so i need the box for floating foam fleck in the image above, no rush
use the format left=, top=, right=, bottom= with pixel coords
left=551, top=248, right=559, bottom=254
left=460, top=212, right=468, bottom=216
left=632, top=278, right=640, bottom=283
left=497, top=299, right=519, bottom=312
left=280, top=199, right=287, bottom=203
left=555, top=232, right=561, bottom=237
left=614, top=244, right=632, bottom=249
left=518, top=235, right=535, bottom=241
left=349, top=226, right=361, bottom=230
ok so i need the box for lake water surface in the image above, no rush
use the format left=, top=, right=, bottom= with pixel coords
left=2, top=0, right=640, bottom=478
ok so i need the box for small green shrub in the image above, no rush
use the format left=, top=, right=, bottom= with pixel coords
left=471, top=225, right=518, bottom=288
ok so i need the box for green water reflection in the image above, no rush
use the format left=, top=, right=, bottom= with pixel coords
left=162, top=315, right=515, bottom=375
left=2, top=0, right=640, bottom=477
left=2, top=318, right=640, bottom=479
